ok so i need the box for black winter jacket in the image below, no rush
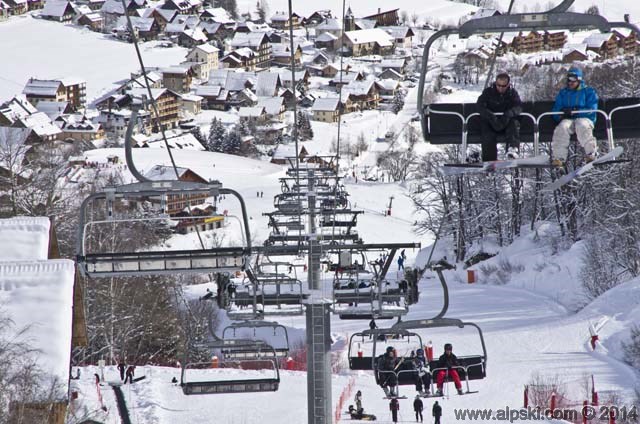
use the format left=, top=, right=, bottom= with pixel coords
left=477, top=84, right=523, bottom=119
left=437, top=352, right=459, bottom=370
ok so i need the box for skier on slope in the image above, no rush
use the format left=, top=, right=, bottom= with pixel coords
left=414, top=395, right=424, bottom=422
left=432, top=400, right=442, bottom=424
left=390, top=397, right=400, bottom=423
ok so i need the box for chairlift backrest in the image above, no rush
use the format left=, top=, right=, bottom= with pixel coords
left=425, top=98, right=640, bottom=145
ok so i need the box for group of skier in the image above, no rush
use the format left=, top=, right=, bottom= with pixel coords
left=348, top=389, right=442, bottom=423
left=477, top=67, right=599, bottom=166
left=376, top=343, right=464, bottom=398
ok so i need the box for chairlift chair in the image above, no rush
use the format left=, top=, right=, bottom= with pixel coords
left=180, top=342, right=280, bottom=395
left=390, top=318, right=488, bottom=394
left=76, top=181, right=251, bottom=278
left=221, top=320, right=291, bottom=359
left=416, top=1, right=640, bottom=165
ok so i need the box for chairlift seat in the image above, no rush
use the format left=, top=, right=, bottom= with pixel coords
left=425, top=98, right=640, bottom=144
left=182, top=378, right=280, bottom=395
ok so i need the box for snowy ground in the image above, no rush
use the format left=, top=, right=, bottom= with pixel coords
left=0, top=15, right=187, bottom=104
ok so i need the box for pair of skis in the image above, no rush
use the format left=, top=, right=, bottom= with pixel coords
left=440, top=146, right=625, bottom=191
left=440, top=154, right=551, bottom=176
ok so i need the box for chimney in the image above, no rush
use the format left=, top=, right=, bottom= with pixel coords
left=624, top=14, right=630, bottom=23
left=378, top=7, right=381, bottom=14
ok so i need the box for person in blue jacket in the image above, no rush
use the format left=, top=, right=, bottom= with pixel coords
left=551, top=67, right=599, bottom=167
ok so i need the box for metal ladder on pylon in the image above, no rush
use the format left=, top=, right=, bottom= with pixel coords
left=306, top=302, right=332, bottom=423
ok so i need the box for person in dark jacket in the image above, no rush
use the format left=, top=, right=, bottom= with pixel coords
left=551, top=67, right=599, bottom=167
left=390, top=398, right=400, bottom=423
left=117, top=361, right=126, bottom=381
left=476, top=72, right=523, bottom=162
left=432, top=400, right=442, bottom=424
left=124, top=365, right=135, bottom=384
left=435, top=343, right=463, bottom=396
left=378, top=346, right=399, bottom=397
left=414, top=395, right=424, bottom=422
left=413, top=349, right=431, bottom=395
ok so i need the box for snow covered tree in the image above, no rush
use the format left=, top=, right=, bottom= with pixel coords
left=255, top=0, right=269, bottom=23
left=391, top=90, right=406, bottom=114
left=223, top=128, right=242, bottom=155
left=296, top=111, right=314, bottom=141
left=219, top=0, right=237, bottom=19
left=191, top=126, right=207, bottom=148
left=585, top=5, right=599, bottom=15
left=622, top=325, right=640, bottom=370
left=207, top=118, right=226, bottom=152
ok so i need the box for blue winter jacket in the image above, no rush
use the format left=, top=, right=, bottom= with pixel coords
left=551, top=82, right=598, bottom=123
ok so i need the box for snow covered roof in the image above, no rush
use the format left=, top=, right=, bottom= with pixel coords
left=163, top=65, right=191, bottom=74
left=270, top=12, right=289, bottom=22
left=379, top=26, right=413, bottom=39
left=0, top=217, right=50, bottom=260
left=36, top=100, right=70, bottom=118
left=117, top=16, right=155, bottom=31
left=376, top=78, right=400, bottom=90
left=256, top=72, right=280, bottom=96
left=179, top=93, right=203, bottom=102
left=23, top=79, right=62, bottom=97
left=144, top=164, right=191, bottom=180
left=0, top=259, right=75, bottom=401
left=143, top=6, right=176, bottom=22
left=354, top=19, right=376, bottom=30
left=128, top=87, right=171, bottom=101
left=144, top=132, right=204, bottom=150
left=165, top=21, right=187, bottom=33
left=316, top=18, right=341, bottom=31
left=344, top=80, right=375, bottom=96
left=238, top=106, right=266, bottom=117
left=0, top=216, right=74, bottom=402
left=194, top=85, right=222, bottom=97
left=199, top=6, right=233, bottom=23
left=182, top=27, right=207, bottom=42
left=208, top=69, right=230, bottom=85
left=1, top=95, right=38, bottom=122
left=230, top=32, right=269, bottom=48
left=41, top=0, right=74, bottom=17
left=472, top=8, right=500, bottom=19
left=380, top=58, right=405, bottom=68
left=191, top=43, right=219, bottom=55
left=344, top=28, right=394, bottom=47
left=257, top=96, right=283, bottom=116
left=80, top=11, right=103, bottom=22
left=583, top=32, right=615, bottom=48
left=101, top=0, right=125, bottom=14
left=562, top=43, right=588, bottom=56
left=316, top=32, right=337, bottom=42
left=311, top=96, right=340, bottom=111
left=18, top=112, right=63, bottom=138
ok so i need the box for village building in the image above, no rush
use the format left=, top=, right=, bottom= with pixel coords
left=269, top=11, right=302, bottom=30
left=341, top=28, right=394, bottom=56
left=229, top=32, right=272, bottom=68
left=23, top=78, right=86, bottom=110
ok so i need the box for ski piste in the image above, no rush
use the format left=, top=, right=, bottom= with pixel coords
left=440, top=155, right=550, bottom=176
left=542, top=145, right=624, bottom=192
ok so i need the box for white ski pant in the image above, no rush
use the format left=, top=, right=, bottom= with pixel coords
left=551, top=118, right=597, bottom=160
